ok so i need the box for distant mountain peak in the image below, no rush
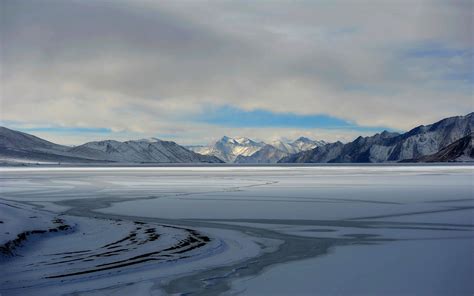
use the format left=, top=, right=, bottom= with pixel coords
left=188, top=135, right=327, bottom=163
left=136, top=137, right=162, bottom=143
left=234, top=137, right=255, bottom=145
left=294, top=136, right=313, bottom=142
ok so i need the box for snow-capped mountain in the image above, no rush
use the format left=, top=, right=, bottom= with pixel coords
left=0, top=127, right=222, bottom=164
left=188, top=136, right=326, bottom=163
left=188, top=136, right=265, bottom=163
left=292, top=137, right=326, bottom=151
left=270, top=137, right=327, bottom=155
left=270, top=140, right=299, bottom=154
left=235, top=138, right=327, bottom=163
left=280, top=113, right=474, bottom=163
left=234, top=145, right=289, bottom=164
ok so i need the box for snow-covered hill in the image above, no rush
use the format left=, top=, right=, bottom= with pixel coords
left=280, top=113, right=474, bottom=163
left=0, top=127, right=67, bottom=152
left=70, top=138, right=222, bottom=163
left=0, top=127, right=99, bottom=163
left=0, top=127, right=222, bottom=164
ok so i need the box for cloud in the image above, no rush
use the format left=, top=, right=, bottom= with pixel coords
left=1, top=0, right=472, bottom=144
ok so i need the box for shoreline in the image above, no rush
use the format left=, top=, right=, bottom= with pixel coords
left=1, top=162, right=473, bottom=169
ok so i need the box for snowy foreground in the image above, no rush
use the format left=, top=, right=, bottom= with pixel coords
left=0, top=166, right=473, bottom=295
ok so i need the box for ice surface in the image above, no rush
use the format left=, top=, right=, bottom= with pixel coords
left=228, top=238, right=474, bottom=296
left=0, top=165, right=473, bottom=295
left=0, top=201, right=59, bottom=245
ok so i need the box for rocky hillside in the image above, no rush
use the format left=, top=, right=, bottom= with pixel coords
left=409, top=133, right=473, bottom=162
left=280, top=113, right=473, bottom=163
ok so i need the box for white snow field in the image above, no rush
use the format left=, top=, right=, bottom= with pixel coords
left=0, top=165, right=473, bottom=295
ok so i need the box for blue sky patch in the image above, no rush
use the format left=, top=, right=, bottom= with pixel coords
left=403, top=42, right=469, bottom=59
left=21, top=127, right=112, bottom=133
left=1, top=121, right=112, bottom=134
left=198, top=106, right=392, bottom=132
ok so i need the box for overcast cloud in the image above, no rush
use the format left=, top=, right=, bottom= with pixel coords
left=1, top=0, right=472, bottom=145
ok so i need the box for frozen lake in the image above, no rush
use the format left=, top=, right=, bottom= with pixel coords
left=1, top=166, right=473, bottom=295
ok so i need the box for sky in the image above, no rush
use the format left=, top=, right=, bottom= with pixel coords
left=1, top=0, right=472, bottom=145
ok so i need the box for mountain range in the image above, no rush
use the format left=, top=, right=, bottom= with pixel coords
left=188, top=136, right=326, bottom=163
left=1, top=113, right=473, bottom=165
left=187, top=136, right=265, bottom=163
left=0, top=127, right=222, bottom=164
left=280, top=112, right=473, bottom=163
